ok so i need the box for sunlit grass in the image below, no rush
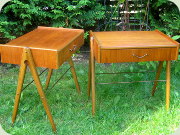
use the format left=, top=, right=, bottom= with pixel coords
left=0, top=60, right=179, bottom=135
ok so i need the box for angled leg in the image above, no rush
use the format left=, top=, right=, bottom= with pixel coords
left=91, top=54, right=95, bottom=115
left=87, top=53, right=92, bottom=97
left=25, top=48, right=56, bottom=131
left=45, top=69, right=53, bottom=90
left=152, top=61, right=164, bottom=96
left=68, top=57, right=81, bottom=94
left=166, top=61, right=171, bottom=110
left=12, top=50, right=27, bottom=123
left=90, top=37, right=96, bottom=115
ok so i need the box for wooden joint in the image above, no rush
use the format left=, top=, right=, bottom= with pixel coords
left=24, top=60, right=28, bottom=64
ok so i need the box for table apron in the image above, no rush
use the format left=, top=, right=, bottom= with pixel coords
left=97, top=48, right=178, bottom=63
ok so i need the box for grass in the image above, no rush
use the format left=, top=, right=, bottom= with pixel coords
left=0, top=59, right=180, bottom=135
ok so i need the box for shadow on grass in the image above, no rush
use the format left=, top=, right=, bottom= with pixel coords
left=0, top=61, right=179, bottom=135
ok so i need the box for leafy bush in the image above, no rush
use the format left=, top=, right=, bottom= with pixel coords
left=149, top=0, right=180, bottom=41
left=0, top=0, right=105, bottom=41
left=144, top=0, right=180, bottom=72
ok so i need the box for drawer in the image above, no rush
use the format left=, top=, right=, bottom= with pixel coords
left=58, top=33, right=84, bottom=66
left=100, top=48, right=178, bottom=63
left=1, top=45, right=59, bottom=69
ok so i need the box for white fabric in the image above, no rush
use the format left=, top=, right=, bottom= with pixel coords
left=0, top=124, right=10, bottom=135
left=0, top=0, right=11, bottom=12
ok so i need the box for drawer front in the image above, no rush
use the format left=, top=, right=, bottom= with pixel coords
left=1, top=45, right=58, bottom=69
left=59, top=33, right=84, bottom=66
left=100, top=48, right=178, bottom=63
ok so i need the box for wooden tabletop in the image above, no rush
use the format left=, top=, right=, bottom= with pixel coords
left=6, top=26, right=84, bottom=51
left=1, top=26, right=84, bottom=69
left=92, top=30, right=179, bottom=49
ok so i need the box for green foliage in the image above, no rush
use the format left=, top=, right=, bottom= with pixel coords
left=138, top=61, right=157, bottom=70
left=174, top=55, right=180, bottom=74
left=149, top=0, right=180, bottom=39
left=0, top=0, right=105, bottom=40
left=172, top=35, right=180, bottom=40
left=138, top=0, right=180, bottom=71
left=0, top=15, right=17, bottom=39
left=0, top=62, right=180, bottom=134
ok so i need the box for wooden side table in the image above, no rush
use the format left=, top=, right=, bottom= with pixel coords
left=88, top=30, right=179, bottom=115
left=0, top=26, right=84, bottom=131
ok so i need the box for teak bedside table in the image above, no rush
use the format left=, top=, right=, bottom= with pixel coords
left=88, top=30, right=179, bottom=115
left=0, top=26, right=84, bottom=131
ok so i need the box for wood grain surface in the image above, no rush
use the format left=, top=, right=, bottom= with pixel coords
left=89, top=30, right=179, bottom=115
left=91, top=30, right=179, bottom=63
left=100, top=48, right=177, bottom=63
left=1, top=26, right=84, bottom=69
left=7, top=26, right=84, bottom=50
left=92, top=30, right=179, bottom=49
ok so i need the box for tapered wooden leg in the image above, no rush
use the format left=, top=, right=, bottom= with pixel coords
left=87, top=54, right=92, bottom=97
left=91, top=55, right=95, bottom=115
left=45, top=69, right=53, bottom=90
left=90, top=36, right=96, bottom=115
left=68, top=57, right=81, bottom=94
left=26, top=48, right=56, bottom=131
left=12, top=54, right=27, bottom=123
left=152, top=61, right=164, bottom=96
left=166, top=61, right=171, bottom=110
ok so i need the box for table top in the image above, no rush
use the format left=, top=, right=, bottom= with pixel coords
left=92, top=30, right=179, bottom=49
left=6, top=26, right=84, bottom=51
left=1, top=26, right=84, bottom=69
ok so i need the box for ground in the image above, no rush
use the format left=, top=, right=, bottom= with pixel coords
left=0, top=53, right=179, bottom=135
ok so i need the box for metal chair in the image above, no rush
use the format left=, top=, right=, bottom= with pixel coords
left=96, top=0, right=150, bottom=31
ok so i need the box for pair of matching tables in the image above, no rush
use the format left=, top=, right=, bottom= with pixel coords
left=0, top=26, right=179, bottom=131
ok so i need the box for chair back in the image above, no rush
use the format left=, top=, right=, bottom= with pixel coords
left=96, top=0, right=150, bottom=31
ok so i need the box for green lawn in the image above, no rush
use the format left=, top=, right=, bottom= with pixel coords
left=0, top=59, right=179, bottom=135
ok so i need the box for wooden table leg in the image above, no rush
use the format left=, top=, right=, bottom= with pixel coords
left=68, top=57, right=81, bottom=94
left=12, top=51, right=27, bottom=123
left=13, top=48, right=56, bottom=131
left=87, top=53, right=92, bottom=97
left=91, top=55, right=95, bottom=115
left=166, top=61, right=171, bottom=110
left=45, top=69, right=53, bottom=90
left=90, top=37, right=96, bottom=115
left=26, top=48, right=56, bottom=131
left=152, top=61, right=164, bottom=96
